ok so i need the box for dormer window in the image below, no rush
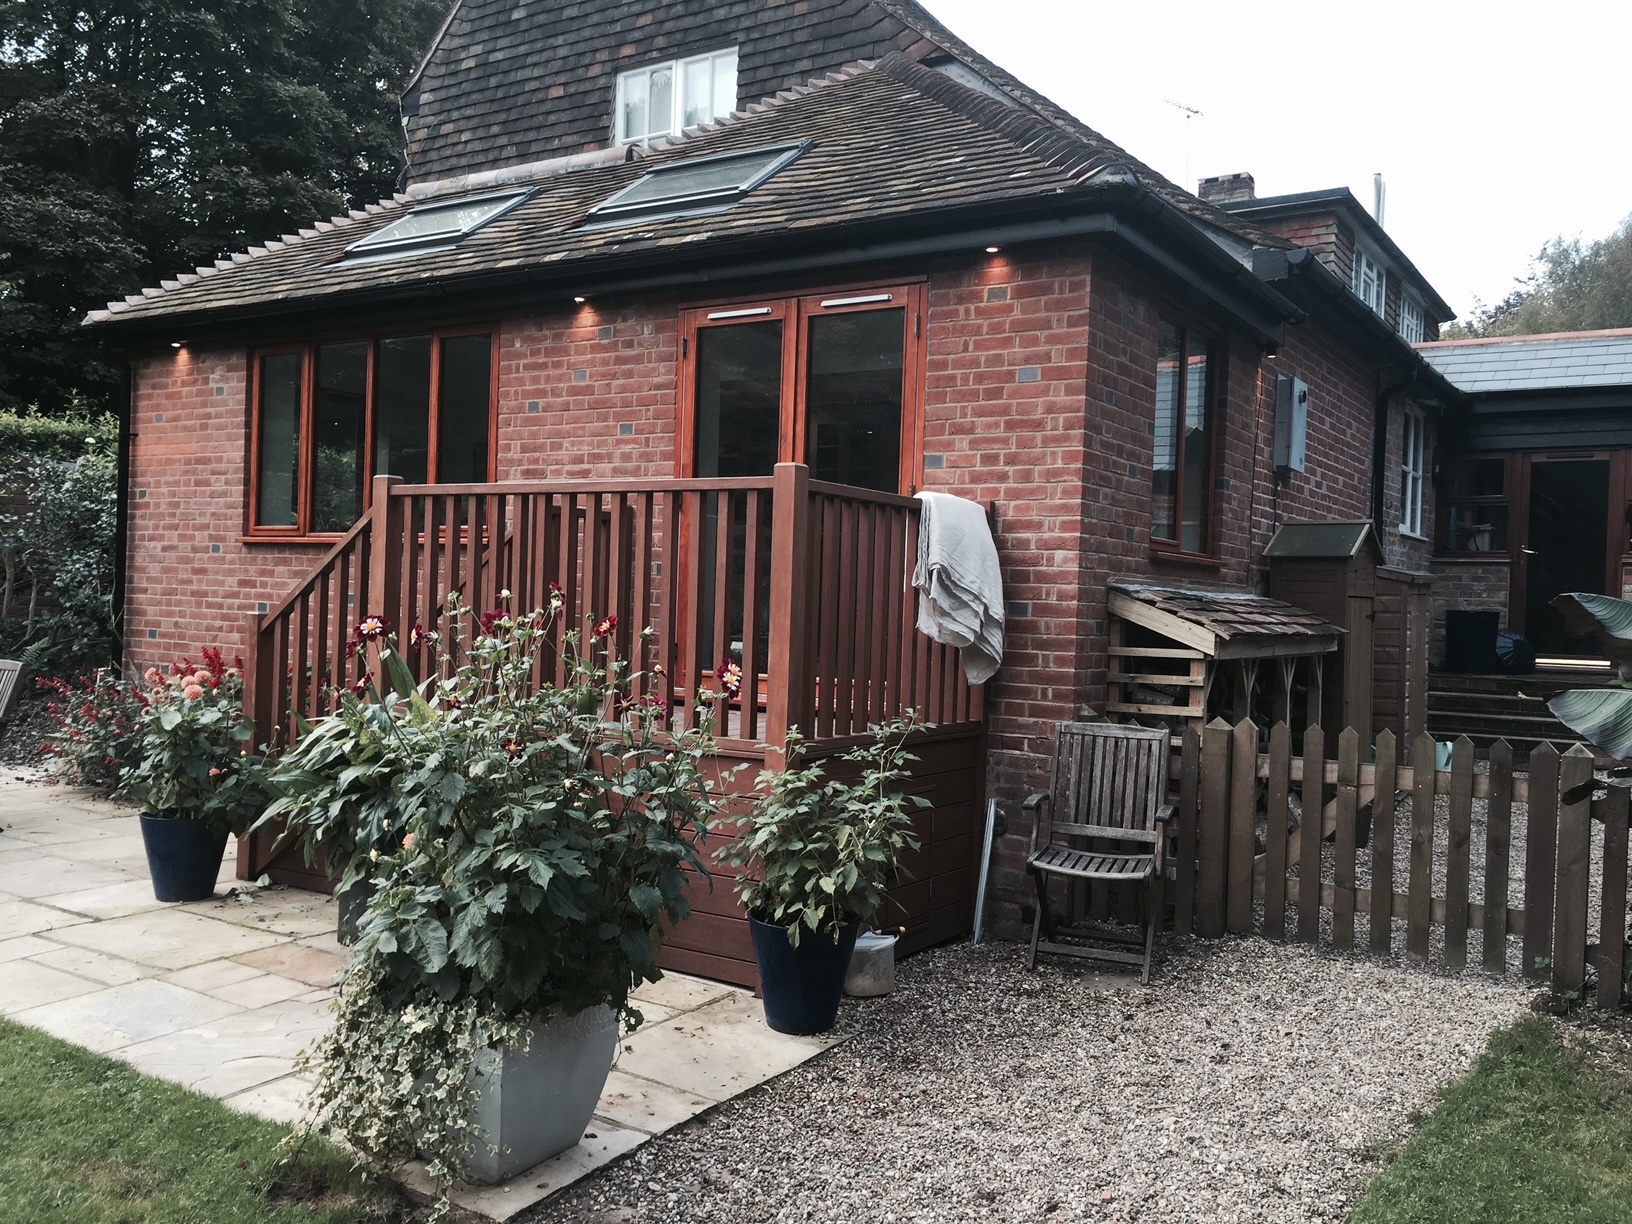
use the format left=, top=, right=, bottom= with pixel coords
left=1353, top=247, right=1386, bottom=318
left=616, top=48, right=739, bottom=144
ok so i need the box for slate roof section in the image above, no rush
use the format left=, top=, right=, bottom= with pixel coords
left=1108, top=581, right=1343, bottom=656
left=84, top=55, right=1290, bottom=334
left=401, top=0, right=1289, bottom=251
left=1417, top=330, right=1632, bottom=394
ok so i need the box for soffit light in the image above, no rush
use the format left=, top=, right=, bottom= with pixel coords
left=586, top=141, right=809, bottom=225
left=342, top=189, right=534, bottom=261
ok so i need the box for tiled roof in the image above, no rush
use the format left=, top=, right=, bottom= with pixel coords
left=1109, top=581, right=1343, bottom=649
left=1417, top=330, right=1632, bottom=394
left=398, top=0, right=1288, bottom=252
left=85, top=55, right=1277, bottom=332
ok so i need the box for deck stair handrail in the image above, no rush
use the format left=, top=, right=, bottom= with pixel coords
left=243, top=464, right=981, bottom=755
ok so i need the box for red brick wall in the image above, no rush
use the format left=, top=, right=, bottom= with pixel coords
left=123, top=348, right=318, bottom=676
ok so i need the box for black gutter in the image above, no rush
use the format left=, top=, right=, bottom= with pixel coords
left=89, top=173, right=1300, bottom=349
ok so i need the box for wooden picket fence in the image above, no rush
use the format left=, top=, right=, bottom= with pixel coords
left=1168, top=720, right=1630, bottom=1007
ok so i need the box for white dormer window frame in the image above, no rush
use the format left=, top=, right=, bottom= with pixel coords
left=615, top=48, right=739, bottom=145
left=1353, top=246, right=1386, bottom=319
left=1400, top=407, right=1427, bottom=539
left=1398, top=293, right=1426, bottom=345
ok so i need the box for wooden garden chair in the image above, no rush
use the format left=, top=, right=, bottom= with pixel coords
left=1023, top=722, right=1172, bottom=984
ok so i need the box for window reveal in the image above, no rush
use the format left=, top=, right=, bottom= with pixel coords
left=250, top=330, right=494, bottom=536
left=1152, top=320, right=1216, bottom=554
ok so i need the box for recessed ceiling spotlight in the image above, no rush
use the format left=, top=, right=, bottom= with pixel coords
left=171, top=341, right=183, bottom=348
left=985, top=245, right=1001, bottom=254
left=573, top=295, right=587, bottom=304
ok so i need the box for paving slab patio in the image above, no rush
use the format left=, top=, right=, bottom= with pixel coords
left=0, top=774, right=839, bottom=1221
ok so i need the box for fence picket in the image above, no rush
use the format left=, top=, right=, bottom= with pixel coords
left=1264, top=722, right=1291, bottom=940
left=1524, top=744, right=1560, bottom=983
left=1483, top=740, right=1513, bottom=973
left=1598, top=783, right=1629, bottom=1010
left=1332, top=728, right=1359, bottom=952
left=1228, top=720, right=1258, bottom=934
left=1370, top=729, right=1396, bottom=956
left=1408, top=730, right=1437, bottom=962
left=1297, top=725, right=1325, bottom=944
left=1552, top=746, right=1594, bottom=996
left=1196, top=718, right=1232, bottom=939
left=1444, top=735, right=1475, bottom=970
left=1174, top=726, right=1200, bottom=937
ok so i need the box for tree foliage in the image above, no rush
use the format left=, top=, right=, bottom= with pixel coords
left=1448, top=213, right=1632, bottom=338
left=0, top=0, right=447, bottom=414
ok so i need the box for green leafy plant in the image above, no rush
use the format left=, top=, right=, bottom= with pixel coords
left=276, top=593, right=725, bottom=1196
left=724, top=717, right=928, bottom=946
left=1546, top=593, right=1632, bottom=759
left=39, top=668, right=148, bottom=791
left=115, top=648, right=264, bottom=837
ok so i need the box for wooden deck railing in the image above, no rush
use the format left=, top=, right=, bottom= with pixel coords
left=243, top=464, right=981, bottom=756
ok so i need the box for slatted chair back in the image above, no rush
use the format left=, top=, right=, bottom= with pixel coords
left=0, top=659, right=22, bottom=727
left=1042, top=722, right=1168, bottom=848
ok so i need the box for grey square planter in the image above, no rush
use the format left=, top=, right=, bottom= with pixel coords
left=462, top=1004, right=619, bottom=1183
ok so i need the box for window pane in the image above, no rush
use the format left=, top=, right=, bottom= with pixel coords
left=648, top=65, right=673, bottom=136
left=1444, top=504, right=1509, bottom=552
left=1151, top=322, right=1182, bottom=542
left=805, top=309, right=905, bottom=493
left=436, top=335, right=492, bottom=484
left=712, top=50, right=738, bottom=119
left=682, top=57, right=712, bottom=128
left=311, top=342, right=368, bottom=532
left=256, top=353, right=303, bottom=527
left=621, top=71, right=648, bottom=140
left=1180, top=346, right=1211, bottom=552
left=693, top=321, right=782, bottom=477
left=375, top=337, right=432, bottom=485
left=1447, top=457, right=1504, bottom=498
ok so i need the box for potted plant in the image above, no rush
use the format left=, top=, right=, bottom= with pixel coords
left=724, top=718, right=927, bottom=1036
left=283, top=594, right=724, bottom=1195
left=117, top=649, right=265, bottom=902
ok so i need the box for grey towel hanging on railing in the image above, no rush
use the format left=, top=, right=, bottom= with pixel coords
left=912, top=491, right=1004, bottom=684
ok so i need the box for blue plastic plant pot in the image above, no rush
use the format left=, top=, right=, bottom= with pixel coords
left=748, top=912, right=860, bottom=1035
left=139, top=813, right=228, bottom=903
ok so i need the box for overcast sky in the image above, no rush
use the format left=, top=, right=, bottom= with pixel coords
left=918, top=0, right=1632, bottom=321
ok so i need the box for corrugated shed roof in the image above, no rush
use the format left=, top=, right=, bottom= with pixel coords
left=1263, top=520, right=1382, bottom=560
left=1417, top=330, right=1632, bottom=393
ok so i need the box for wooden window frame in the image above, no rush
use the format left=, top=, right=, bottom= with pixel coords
left=1399, top=407, right=1428, bottom=539
left=675, top=281, right=928, bottom=494
left=1149, top=317, right=1223, bottom=561
left=246, top=325, right=499, bottom=541
left=1436, top=453, right=1511, bottom=560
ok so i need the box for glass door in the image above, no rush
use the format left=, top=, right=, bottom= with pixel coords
left=1518, top=455, right=1611, bottom=656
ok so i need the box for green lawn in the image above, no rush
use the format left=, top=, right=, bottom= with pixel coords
left=1354, top=1014, right=1632, bottom=1224
left=0, top=1017, right=418, bottom=1224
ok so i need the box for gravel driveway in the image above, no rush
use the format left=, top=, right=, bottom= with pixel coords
left=527, top=937, right=1533, bottom=1224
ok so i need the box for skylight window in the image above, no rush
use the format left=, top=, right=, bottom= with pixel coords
left=344, top=189, right=532, bottom=258
left=588, top=143, right=807, bottom=224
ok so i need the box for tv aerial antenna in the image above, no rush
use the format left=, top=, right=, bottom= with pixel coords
left=1165, top=99, right=1203, bottom=189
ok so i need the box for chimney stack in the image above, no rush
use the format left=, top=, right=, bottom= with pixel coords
left=1197, top=172, right=1255, bottom=205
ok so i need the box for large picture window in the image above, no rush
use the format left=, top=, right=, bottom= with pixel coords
left=250, top=328, right=495, bottom=536
left=678, top=284, right=926, bottom=494
left=1152, top=319, right=1218, bottom=554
